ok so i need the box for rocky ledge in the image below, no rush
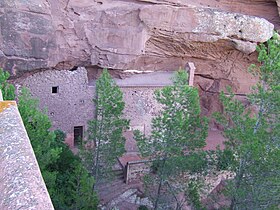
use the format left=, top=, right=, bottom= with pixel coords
left=0, top=0, right=278, bottom=74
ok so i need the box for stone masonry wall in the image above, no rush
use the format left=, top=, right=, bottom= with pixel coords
left=122, top=87, right=162, bottom=135
left=17, top=67, right=95, bottom=148
left=16, top=68, right=178, bottom=147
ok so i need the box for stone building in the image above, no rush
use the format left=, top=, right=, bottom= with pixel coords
left=18, top=67, right=95, bottom=148
left=16, top=67, right=193, bottom=148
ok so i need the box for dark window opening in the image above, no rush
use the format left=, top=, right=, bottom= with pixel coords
left=74, top=126, right=83, bottom=146
left=52, top=86, right=59, bottom=93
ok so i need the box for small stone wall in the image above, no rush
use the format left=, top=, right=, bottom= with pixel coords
left=0, top=92, right=54, bottom=209
left=126, top=160, right=152, bottom=183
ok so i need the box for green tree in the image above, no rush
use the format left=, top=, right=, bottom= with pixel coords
left=0, top=68, right=15, bottom=100
left=18, top=88, right=62, bottom=195
left=84, top=69, right=129, bottom=185
left=51, top=130, right=98, bottom=210
left=214, top=33, right=280, bottom=209
left=134, top=70, right=209, bottom=209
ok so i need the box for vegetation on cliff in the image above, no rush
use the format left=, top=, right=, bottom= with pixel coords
left=214, top=33, right=280, bottom=209
left=0, top=69, right=15, bottom=100
left=134, top=70, right=209, bottom=209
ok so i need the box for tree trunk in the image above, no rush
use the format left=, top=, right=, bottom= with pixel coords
left=93, top=110, right=104, bottom=190
left=154, top=177, right=163, bottom=210
left=94, top=138, right=101, bottom=187
left=154, top=159, right=167, bottom=210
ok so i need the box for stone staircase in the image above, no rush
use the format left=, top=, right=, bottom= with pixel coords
left=96, top=169, right=152, bottom=210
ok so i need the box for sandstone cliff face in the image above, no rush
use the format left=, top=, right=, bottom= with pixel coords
left=0, top=0, right=55, bottom=74
left=0, top=0, right=279, bottom=118
left=0, top=0, right=278, bottom=73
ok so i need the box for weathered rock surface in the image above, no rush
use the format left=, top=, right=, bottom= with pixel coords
left=0, top=0, right=55, bottom=75
left=0, top=0, right=277, bottom=74
left=0, top=0, right=279, bottom=119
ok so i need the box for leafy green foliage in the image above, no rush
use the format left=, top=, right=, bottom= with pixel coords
left=83, top=69, right=129, bottom=184
left=214, top=33, right=280, bottom=209
left=18, top=89, right=98, bottom=209
left=51, top=130, right=98, bottom=210
left=135, top=70, right=209, bottom=209
left=0, top=68, right=15, bottom=100
left=18, top=88, right=62, bottom=194
left=215, top=149, right=235, bottom=171
left=185, top=180, right=205, bottom=210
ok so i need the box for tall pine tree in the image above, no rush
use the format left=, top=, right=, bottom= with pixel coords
left=214, top=33, right=280, bottom=209
left=134, top=70, right=209, bottom=209
left=84, top=69, right=129, bottom=185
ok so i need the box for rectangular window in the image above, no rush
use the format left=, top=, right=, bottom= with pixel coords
left=74, top=126, right=83, bottom=146
left=52, top=86, right=59, bottom=93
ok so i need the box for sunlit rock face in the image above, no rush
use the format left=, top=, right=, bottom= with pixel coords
left=0, top=0, right=277, bottom=73
left=0, top=0, right=279, bottom=120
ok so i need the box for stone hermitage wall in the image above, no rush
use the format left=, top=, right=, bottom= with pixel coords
left=17, top=67, right=95, bottom=148
left=122, top=87, right=162, bottom=135
left=16, top=68, right=178, bottom=147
